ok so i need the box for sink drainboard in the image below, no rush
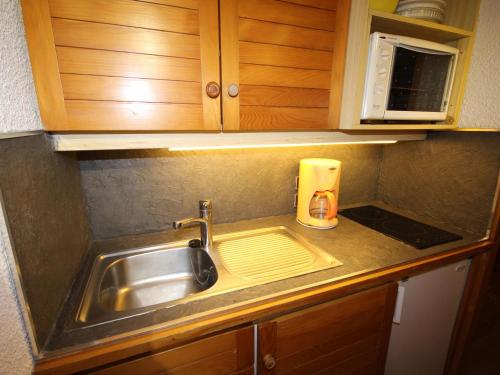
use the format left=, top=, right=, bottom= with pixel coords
left=218, top=229, right=329, bottom=280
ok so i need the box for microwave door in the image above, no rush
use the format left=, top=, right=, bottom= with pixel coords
left=384, top=45, right=455, bottom=120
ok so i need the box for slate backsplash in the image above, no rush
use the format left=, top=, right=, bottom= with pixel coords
left=79, top=132, right=500, bottom=240
left=79, top=145, right=383, bottom=239
left=378, top=132, right=500, bottom=236
left=0, top=134, right=89, bottom=348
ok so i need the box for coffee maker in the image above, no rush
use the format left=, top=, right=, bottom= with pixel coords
left=296, top=158, right=341, bottom=229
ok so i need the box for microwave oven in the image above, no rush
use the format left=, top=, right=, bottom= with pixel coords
left=361, top=32, right=459, bottom=121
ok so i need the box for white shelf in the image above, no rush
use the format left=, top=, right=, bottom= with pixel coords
left=50, top=131, right=427, bottom=151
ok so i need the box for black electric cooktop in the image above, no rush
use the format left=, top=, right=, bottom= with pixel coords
left=340, top=205, right=462, bottom=249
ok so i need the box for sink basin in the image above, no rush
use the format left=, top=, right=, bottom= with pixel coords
left=99, top=247, right=217, bottom=312
left=77, top=226, right=342, bottom=325
left=78, top=246, right=218, bottom=323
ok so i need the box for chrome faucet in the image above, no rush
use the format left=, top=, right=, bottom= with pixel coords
left=173, top=200, right=213, bottom=253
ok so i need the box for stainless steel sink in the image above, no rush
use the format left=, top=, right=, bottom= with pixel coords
left=78, top=246, right=218, bottom=323
left=77, top=226, right=342, bottom=325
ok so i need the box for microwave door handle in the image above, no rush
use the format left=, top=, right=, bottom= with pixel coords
left=398, top=44, right=455, bottom=56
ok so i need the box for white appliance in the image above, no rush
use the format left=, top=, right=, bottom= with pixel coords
left=362, top=32, right=459, bottom=121
left=296, top=159, right=341, bottom=229
left=385, top=259, right=470, bottom=375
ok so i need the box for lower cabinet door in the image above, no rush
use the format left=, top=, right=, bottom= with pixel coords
left=93, top=325, right=254, bottom=375
left=258, top=283, right=398, bottom=375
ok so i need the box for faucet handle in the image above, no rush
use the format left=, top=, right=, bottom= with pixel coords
left=199, top=200, right=212, bottom=211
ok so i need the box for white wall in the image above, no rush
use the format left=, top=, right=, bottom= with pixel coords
left=0, top=0, right=40, bottom=373
left=459, top=0, right=500, bottom=129
left=0, top=209, right=33, bottom=374
left=0, top=0, right=42, bottom=134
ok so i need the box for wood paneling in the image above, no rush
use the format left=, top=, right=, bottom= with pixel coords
left=93, top=326, right=254, bottom=375
left=258, top=283, right=398, bottom=374
left=61, top=75, right=202, bottom=103
left=239, top=19, right=335, bottom=51
left=22, top=0, right=221, bottom=130
left=65, top=101, right=204, bottom=130
left=20, top=0, right=68, bottom=130
left=277, top=335, right=380, bottom=374
left=281, top=0, right=338, bottom=11
left=240, top=106, right=329, bottom=130
left=240, top=64, right=331, bottom=89
left=239, top=86, right=330, bottom=107
left=139, top=0, right=200, bottom=10
left=56, top=47, right=202, bottom=82
left=221, top=0, right=350, bottom=130
left=239, top=41, right=333, bottom=70
left=52, top=18, right=201, bottom=59
left=238, top=0, right=336, bottom=31
left=49, top=0, right=200, bottom=35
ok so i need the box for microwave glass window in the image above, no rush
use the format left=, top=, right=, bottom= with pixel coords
left=388, top=47, right=452, bottom=112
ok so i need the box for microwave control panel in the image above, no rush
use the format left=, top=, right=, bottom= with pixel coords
left=361, top=34, right=394, bottom=120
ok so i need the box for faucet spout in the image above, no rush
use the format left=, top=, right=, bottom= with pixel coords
left=173, top=200, right=213, bottom=253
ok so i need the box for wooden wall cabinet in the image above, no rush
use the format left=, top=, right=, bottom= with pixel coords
left=21, top=0, right=351, bottom=132
left=257, top=283, right=397, bottom=375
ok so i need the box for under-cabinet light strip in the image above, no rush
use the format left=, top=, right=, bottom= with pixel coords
left=167, top=140, right=398, bottom=151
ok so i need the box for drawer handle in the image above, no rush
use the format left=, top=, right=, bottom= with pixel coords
left=206, top=81, right=221, bottom=98
left=263, top=354, right=276, bottom=370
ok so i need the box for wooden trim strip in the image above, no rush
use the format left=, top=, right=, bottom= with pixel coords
left=376, top=282, right=398, bottom=374
left=238, top=0, right=336, bottom=32
left=238, top=18, right=335, bottom=51
left=239, top=64, right=331, bottom=89
left=239, top=85, right=330, bottom=108
left=240, top=106, right=329, bottom=130
left=135, top=0, right=200, bottom=10
left=328, top=0, right=351, bottom=129
left=220, top=0, right=240, bottom=131
left=56, top=46, right=202, bottom=82
left=198, top=0, right=222, bottom=131
left=34, top=239, right=495, bottom=374
left=60, top=74, right=202, bottom=103
left=51, top=18, right=201, bottom=59
left=444, top=249, right=498, bottom=374
left=239, top=41, right=333, bottom=71
left=64, top=101, right=205, bottom=131
left=21, top=0, right=68, bottom=130
left=280, top=0, right=338, bottom=11
left=48, top=0, right=200, bottom=35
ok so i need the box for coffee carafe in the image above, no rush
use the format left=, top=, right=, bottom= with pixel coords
left=297, top=159, right=341, bottom=229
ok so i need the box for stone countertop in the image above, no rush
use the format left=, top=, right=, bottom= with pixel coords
left=43, top=202, right=486, bottom=355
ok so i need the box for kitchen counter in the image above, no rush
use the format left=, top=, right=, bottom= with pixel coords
left=43, top=202, right=486, bottom=356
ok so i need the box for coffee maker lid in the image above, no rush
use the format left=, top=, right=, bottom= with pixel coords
left=300, top=158, right=341, bottom=167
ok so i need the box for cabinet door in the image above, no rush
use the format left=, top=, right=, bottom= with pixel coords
left=220, top=0, right=351, bottom=131
left=92, top=326, right=254, bottom=375
left=21, top=0, right=221, bottom=131
left=258, top=283, right=397, bottom=375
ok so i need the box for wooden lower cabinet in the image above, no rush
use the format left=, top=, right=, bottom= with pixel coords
left=92, top=326, right=254, bottom=375
left=257, top=283, right=398, bottom=375
left=63, top=283, right=397, bottom=375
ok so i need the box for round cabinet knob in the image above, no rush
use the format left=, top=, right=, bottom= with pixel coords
left=227, top=83, right=239, bottom=97
left=263, top=354, right=276, bottom=370
left=206, top=81, right=220, bottom=98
